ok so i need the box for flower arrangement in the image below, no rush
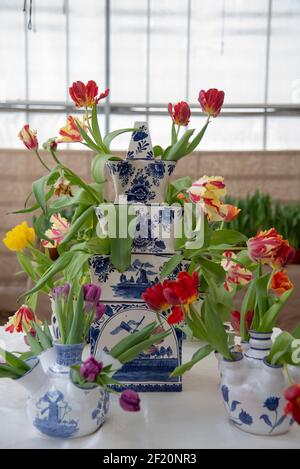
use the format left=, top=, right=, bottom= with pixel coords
left=2, top=77, right=299, bottom=437
left=2, top=81, right=225, bottom=307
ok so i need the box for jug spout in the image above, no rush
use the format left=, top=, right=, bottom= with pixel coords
left=16, top=357, right=49, bottom=396
left=219, top=352, right=246, bottom=386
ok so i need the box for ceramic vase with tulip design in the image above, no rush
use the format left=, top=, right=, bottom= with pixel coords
left=89, top=122, right=185, bottom=392
left=219, top=331, right=294, bottom=436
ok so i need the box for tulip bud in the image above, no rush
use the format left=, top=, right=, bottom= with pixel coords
left=83, top=284, right=102, bottom=303
left=80, top=356, right=103, bottom=382
left=43, top=137, right=58, bottom=152
left=198, top=88, right=225, bottom=117
left=119, top=389, right=141, bottom=412
left=18, top=124, right=38, bottom=150
left=168, top=101, right=191, bottom=126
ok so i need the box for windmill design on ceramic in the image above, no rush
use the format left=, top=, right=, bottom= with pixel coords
left=89, top=122, right=184, bottom=392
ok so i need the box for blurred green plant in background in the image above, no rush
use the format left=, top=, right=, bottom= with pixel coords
left=225, top=191, right=300, bottom=249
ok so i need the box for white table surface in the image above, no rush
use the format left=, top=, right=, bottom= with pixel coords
left=0, top=328, right=299, bottom=449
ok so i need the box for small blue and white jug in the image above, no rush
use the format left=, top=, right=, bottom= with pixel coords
left=16, top=343, right=109, bottom=439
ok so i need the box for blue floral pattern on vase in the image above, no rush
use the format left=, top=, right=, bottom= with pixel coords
left=117, top=161, right=135, bottom=187
left=133, top=128, right=148, bottom=142
left=260, top=397, right=287, bottom=434
left=54, top=343, right=84, bottom=367
left=146, top=162, right=166, bottom=186
left=34, top=390, right=79, bottom=438
left=127, top=124, right=154, bottom=159
left=221, top=385, right=253, bottom=427
left=89, top=256, right=116, bottom=283
left=125, top=169, right=156, bottom=203
left=91, top=390, right=110, bottom=427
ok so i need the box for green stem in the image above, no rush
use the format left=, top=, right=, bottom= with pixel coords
left=54, top=299, right=66, bottom=344
left=258, top=260, right=263, bottom=278
left=284, top=363, right=294, bottom=386
left=156, top=312, right=163, bottom=327
left=85, top=108, right=94, bottom=136
left=35, top=150, right=51, bottom=172
left=50, top=149, right=62, bottom=166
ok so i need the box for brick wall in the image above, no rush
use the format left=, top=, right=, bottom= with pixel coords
left=1, top=149, right=299, bottom=315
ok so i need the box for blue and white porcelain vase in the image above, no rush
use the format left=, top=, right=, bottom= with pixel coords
left=89, top=121, right=184, bottom=392
left=219, top=331, right=293, bottom=436
left=17, top=344, right=109, bottom=439
left=107, top=123, right=176, bottom=204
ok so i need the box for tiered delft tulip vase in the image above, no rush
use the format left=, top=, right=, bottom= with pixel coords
left=89, top=122, right=185, bottom=392
left=219, top=331, right=294, bottom=436
left=17, top=344, right=109, bottom=439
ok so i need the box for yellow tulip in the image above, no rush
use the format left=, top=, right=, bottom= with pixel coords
left=3, top=221, right=35, bottom=252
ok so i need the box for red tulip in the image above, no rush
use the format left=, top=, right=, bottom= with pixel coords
left=168, top=101, right=191, bottom=126
left=142, top=283, right=170, bottom=312
left=247, top=228, right=295, bottom=268
left=284, top=385, right=300, bottom=424
left=163, top=272, right=199, bottom=306
left=167, top=306, right=184, bottom=325
left=198, top=88, right=225, bottom=117
left=272, top=239, right=295, bottom=269
left=18, top=124, right=38, bottom=150
left=271, top=271, right=293, bottom=297
left=230, top=310, right=254, bottom=335
left=69, top=80, right=109, bottom=108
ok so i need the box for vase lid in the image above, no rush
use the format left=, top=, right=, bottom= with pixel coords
left=126, top=121, right=154, bottom=160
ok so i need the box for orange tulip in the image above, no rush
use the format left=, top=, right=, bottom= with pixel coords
left=220, top=204, right=241, bottom=222
left=271, top=271, right=293, bottom=296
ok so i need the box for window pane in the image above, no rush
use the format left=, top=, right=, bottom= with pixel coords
left=189, top=0, right=268, bottom=104
left=268, top=0, right=300, bottom=103
left=0, top=1, right=26, bottom=101
left=27, top=0, right=66, bottom=101
left=267, top=117, right=300, bottom=149
left=69, top=0, right=105, bottom=88
left=193, top=116, right=264, bottom=150
left=111, top=0, right=147, bottom=103
left=149, top=0, right=188, bottom=102
left=0, top=112, right=26, bottom=148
